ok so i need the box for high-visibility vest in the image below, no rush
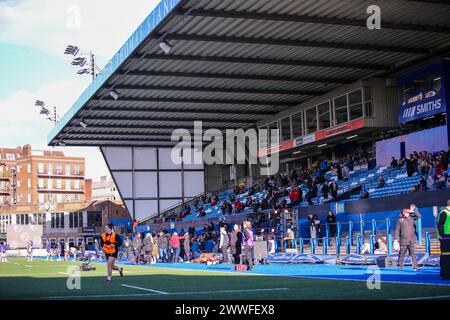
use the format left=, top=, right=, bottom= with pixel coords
left=437, top=208, right=450, bottom=238
left=102, top=232, right=117, bottom=254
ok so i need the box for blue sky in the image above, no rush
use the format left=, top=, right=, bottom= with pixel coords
left=0, top=0, right=159, bottom=179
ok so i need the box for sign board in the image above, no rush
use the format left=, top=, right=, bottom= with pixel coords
left=399, top=96, right=445, bottom=123
left=82, top=227, right=96, bottom=233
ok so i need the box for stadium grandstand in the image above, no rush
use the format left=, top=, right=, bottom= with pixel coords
left=14, top=0, right=448, bottom=300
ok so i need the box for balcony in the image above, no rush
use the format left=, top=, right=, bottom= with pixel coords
left=36, top=171, right=84, bottom=179
left=0, top=172, right=10, bottom=180
left=37, top=186, right=84, bottom=193
left=0, top=188, right=10, bottom=195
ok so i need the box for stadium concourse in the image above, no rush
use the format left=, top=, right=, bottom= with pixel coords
left=6, top=0, right=445, bottom=300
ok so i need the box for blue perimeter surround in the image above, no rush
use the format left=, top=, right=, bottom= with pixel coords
left=84, top=259, right=450, bottom=287
left=47, top=0, right=185, bottom=144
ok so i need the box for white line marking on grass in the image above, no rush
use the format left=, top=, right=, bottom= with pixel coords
left=393, top=295, right=450, bottom=300
left=23, top=265, right=32, bottom=268
left=121, top=284, right=169, bottom=295
left=58, top=272, right=72, bottom=276
left=43, top=287, right=289, bottom=299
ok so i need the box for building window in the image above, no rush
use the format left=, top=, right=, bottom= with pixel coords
left=38, top=163, right=44, bottom=174
left=0, top=215, right=12, bottom=233
left=69, top=212, right=83, bottom=228
left=66, top=194, right=71, bottom=202
left=348, top=89, right=364, bottom=120
left=280, top=117, right=291, bottom=142
left=65, top=165, right=71, bottom=176
left=38, top=193, right=44, bottom=204
left=65, top=180, right=71, bottom=190
left=364, top=87, right=373, bottom=117
left=74, top=194, right=79, bottom=201
left=17, top=165, right=21, bottom=173
left=87, top=211, right=102, bottom=227
left=292, top=112, right=303, bottom=138
left=48, top=179, right=52, bottom=189
left=32, top=214, right=45, bottom=225
left=74, top=180, right=80, bottom=189
left=318, top=101, right=331, bottom=130
left=56, top=180, right=62, bottom=189
left=16, top=214, right=29, bottom=225
left=55, top=165, right=63, bottom=175
left=51, top=213, right=64, bottom=229
left=334, top=94, right=349, bottom=125
left=38, top=179, right=44, bottom=189
left=56, top=194, right=62, bottom=203
left=268, top=122, right=279, bottom=145
left=27, top=164, right=31, bottom=173
left=48, top=164, right=53, bottom=175
left=74, top=165, right=80, bottom=175
left=305, top=107, right=318, bottom=134
left=27, top=179, right=31, bottom=188
left=17, top=180, right=21, bottom=188
left=27, top=193, right=31, bottom=204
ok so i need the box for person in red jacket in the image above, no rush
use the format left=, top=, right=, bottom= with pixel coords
left=289, top=187, right=301, bottom=207
left=234, top=199, right=243, bottom=213
left=169, top=232, right=188, bottom=263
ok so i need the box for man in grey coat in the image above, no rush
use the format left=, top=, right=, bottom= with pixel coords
left=219, top=227, right=230, bottom=263
left=157, top=231, right=168, bottom=262
left=394, top=208, right=421, bottom=271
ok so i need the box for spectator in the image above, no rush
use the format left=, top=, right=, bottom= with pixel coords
left=394, top=208, right=421, bottom=271
left=142, top=233, right=153, bottom=264
left=242, top=221, right=254, bottom=271
left=330, top=181, right=338, bottom=198
left=374, top=236, right=388, bottom=254
left=188, top=224, right=196, bottom=238
left=390, top=157, right=398, bottom=168
left=230, top=224, right=242, bottom=267
left=157, top=231, right=168, bottom=262
left=284, top=228, right=295, bottom=248
left=219, top=227, right=230, bottom=263
left=361, top=191, right=370, bottom=199
left=133, top=233, right=142, bottom=264
left=267, top=236, right=276, bottom=255
left=377, top=177, right=386, bottom=189
left=326, top=211, right=337, bottom=237
left=169, top=232, right=188, bottom=263
left=183, top=233, right=191, bottom=262
left=288, top=187, right=301, bottom=207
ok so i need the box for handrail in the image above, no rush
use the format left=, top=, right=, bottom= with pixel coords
left=417, top=217, right=423, bottom=245
left=322, top=237, right=327, bottom=255
left=299, top=238, right=304, bottom=254
left=425, top=232, right=431, bottom=255
left=335, top=237, right=341, bottom=255
left=345, top=236, right=351, bottom=254
left=369, top=235, right=376, bottom=254
left=387, top=234, right=393, bottom=254
left=310, top=238, right=316, bottom=255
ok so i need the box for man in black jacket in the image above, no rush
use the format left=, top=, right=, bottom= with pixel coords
left=394, top=208, right=421, bottom=271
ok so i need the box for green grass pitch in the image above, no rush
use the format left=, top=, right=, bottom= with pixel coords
left=1, top=257, right=449, bottom=300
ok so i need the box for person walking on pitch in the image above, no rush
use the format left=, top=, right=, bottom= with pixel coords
left=101, top=224, right=124, bottom=283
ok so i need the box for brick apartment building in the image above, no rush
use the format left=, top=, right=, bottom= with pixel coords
left=0, top=144, right=91, bottom=206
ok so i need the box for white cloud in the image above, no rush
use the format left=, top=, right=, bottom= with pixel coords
left=0, top=80, right=109, bottom=180
left=0, top=0, right=160, bottom=63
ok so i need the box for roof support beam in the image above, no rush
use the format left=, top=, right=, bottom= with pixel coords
left=62, top=123, right=238, bottom=132
left=83, top=106, right=275, bottom=116
left=105, top=84, right=323, bottom=96
left=95, top=96, right=299, bottom=107
left=72, top=115, right=256, bottom=124
left=156, top=33, right=429, bottom=54
left=116, top=70, right=353, bottom=84
left=178, top=9, right=450, bottom=34
left=135, top=54, right=390, bottom=70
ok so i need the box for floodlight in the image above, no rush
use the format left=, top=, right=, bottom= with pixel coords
left=159, top=40, right=173, bottom=55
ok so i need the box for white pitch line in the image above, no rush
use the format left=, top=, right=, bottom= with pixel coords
left=58, top=272, right=72, bottom=276
left=393, top=294, right=450, bottom=300
left=23, top=265, right=33, bottom=268
left=44, top=287, right=289, bottom=299
left=121, top=284, right=169, bottom=295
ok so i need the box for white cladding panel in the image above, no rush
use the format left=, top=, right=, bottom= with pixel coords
left=183, top=148, right=205, bottom=170
left=103, top=147, right=132, bottom=170
left=135, top=200, right=158, bottom=221
left=159, top=148, right=181, bottom=170
left=184, top=171, right=204, bottom=198
left=134, top=172, right=158, bottom=198
left=160, top=199, right=181, bottom=212
left=111, top=172, right=133, bottom=198
left=159, top=172, right=182, bottom=197
left=134, top=147, right=157, bottom=170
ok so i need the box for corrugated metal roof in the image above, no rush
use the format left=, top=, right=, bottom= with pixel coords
left=49, top=0, right=450, bottom=147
